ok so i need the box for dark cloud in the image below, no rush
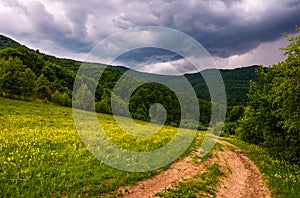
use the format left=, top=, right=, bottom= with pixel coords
left=0, top=0, right=299, bottom=70
left=140, top=0, right=300, bottom=58
left=113, top=48, right=199, bottom=74
left=114, top=48, right=182, bottom=67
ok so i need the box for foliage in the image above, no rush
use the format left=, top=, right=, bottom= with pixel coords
left=185, top=66, right=259, bottom=106
left=51, top=91, right=72, bottom=107
left=220, top=105, right=245, bottom=137
left=36, top=74, right=51, bottom=99
left=0, top=57, right=37, bottom=99
left=237, top=28, right=300, bottom=162
left=0, top=35, right=24, bottom=49
left=73, top=84, right=94, bottom=110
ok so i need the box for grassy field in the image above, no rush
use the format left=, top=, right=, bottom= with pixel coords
left=0, top=97, right=202, bottom=197
left=1, top=97, right=299, bottom=197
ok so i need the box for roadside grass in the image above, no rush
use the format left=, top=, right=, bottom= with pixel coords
left=223, top=137, right=300, bottom=198
left=0, top=97, right=202, bottom=197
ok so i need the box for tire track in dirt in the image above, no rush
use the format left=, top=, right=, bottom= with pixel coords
left=117, top=139, right=271, bottom=198
left=118, top=149, right=204, bottom=198
left=216, top=149, right=271, bottom=198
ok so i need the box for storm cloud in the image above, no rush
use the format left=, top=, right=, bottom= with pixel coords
left=0, top=0, right=299, bottom=70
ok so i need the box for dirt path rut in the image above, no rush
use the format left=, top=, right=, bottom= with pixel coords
left=118, top=155, right=203, bottom=197
left=117, top=140, right=271, bottom=198
left=216, top=150, right=270, bottom=198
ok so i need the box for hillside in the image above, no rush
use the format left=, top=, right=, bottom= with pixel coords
left=0, top=34, right=258, bottom=126
left=0, top=35, right=26, bottom=49
left=185, top=66, right=259, bottom=105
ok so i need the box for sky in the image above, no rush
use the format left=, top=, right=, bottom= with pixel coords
left=1, top=0, right=300, bottom=73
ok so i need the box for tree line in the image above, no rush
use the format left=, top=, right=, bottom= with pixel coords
left=222, top=28, right=300, bottom=163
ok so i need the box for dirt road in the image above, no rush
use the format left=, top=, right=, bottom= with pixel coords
left=118, top=141, right=270, bottom=198
left=216, top=150, right=270, bottom=198
left=118, top=155, right=203, bottom=197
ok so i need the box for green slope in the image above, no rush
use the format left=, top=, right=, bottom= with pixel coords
left=185, top=66, right=259, bottom=105
left=0, top=35, right=25, bottom=49
left=0, top=34, right=259, bottom=127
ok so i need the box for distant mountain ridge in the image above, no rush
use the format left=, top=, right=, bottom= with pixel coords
left=185, top=66, right=259, bottom=105
left=0, top=34, right=258, bottom=106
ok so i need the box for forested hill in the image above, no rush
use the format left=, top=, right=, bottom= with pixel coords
left=0, top=34, right=258, bottom=127
left=0, top=34, right=258, bottom=104
left=0, top=35, right=25, bottom=49
left=185, top=66, right=259, bottom=105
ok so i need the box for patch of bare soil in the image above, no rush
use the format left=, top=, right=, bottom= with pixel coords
left=216, top=149, right=271, bottom=198
left=118, top=148, right=204, bottom=198
left=117, top=139, right=271, bottom=198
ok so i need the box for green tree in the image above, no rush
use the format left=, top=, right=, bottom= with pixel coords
left=51, top=91, right=71, bottom=106
left=0, top=57, right=36, bottom=98
left=238, top=28, right=300, bottom=162
left=0, top=57, right=24, bottom=96
left=221, top=105, right=245, bottom=137
left=36, top=74, right=51, bottom=99
left=20, top=67, right=37, bottom=98
left=73, top=84, right=94, bottom=111
left=41, top=62, right=56, bottom=82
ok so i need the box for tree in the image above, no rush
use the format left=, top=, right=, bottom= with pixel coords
left=51, top=90, right=71, bottom=106
left=73, top=84, right=94, bottom=111
left=41, top=62, right=56, bottom=82
left=0, top=57, right=24, bottom=96
left=20, top=67, right=37, bottom=98
left=36, top=74, right=51, bottom=99
left=238, top=28, right=300, bottom=162
left=0, top=57, right=37, bottom=99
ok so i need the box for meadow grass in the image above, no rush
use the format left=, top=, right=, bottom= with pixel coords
left=223, top=138, right=300, bottom=198
left=0, top=97, right=201, bottom=197
left=2, top=96, right=298, bottom=197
